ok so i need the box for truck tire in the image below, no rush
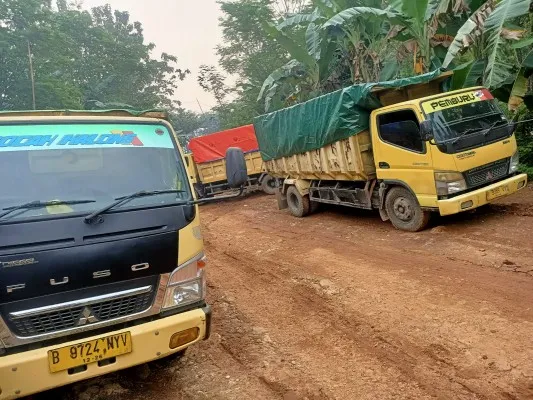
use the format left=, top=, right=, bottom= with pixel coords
left=261, top=175, right=276, bottom=195
left=385, top=187, right=430, bottom=232
left=287, top=186, right=310, bottom=217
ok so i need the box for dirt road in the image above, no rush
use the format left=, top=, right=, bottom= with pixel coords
left=42, top=186, right=533, bottom=400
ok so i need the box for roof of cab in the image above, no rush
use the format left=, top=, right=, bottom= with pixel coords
left=0, top=109, right=168, bottom=119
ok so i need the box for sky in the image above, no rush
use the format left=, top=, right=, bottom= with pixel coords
left=82, top=0, right=223, bottom=113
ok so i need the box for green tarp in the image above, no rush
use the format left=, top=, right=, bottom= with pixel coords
left=253, top=69, right=448, bottom=161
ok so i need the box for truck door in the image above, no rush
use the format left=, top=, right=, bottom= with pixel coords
left=372, top=107, right=436, bottom=208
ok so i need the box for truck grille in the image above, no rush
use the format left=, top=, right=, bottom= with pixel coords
left=464, top=158, right=509, bottom=188
left=9, top=288, right=154, bottom=337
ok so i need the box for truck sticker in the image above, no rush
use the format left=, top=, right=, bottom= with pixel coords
left=422, top=89, right=493, bottom=114
left=456, top=150, right=476, bottom=160
left=0, top=124, right=174, bottom=152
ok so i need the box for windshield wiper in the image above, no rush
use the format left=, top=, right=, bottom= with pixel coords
left=482, top=121, right=501, bottom=138
left=84, top=189, right=185, bottom=224
left=0, top=199, right=96, bottom=222
left=451, top=121, right=501, bottom=145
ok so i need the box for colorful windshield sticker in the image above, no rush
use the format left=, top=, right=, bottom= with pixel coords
left=422, top=89, right=494, bottom=114
left=0, top=124, right=175, bottom=152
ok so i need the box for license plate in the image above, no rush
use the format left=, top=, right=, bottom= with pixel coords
left=48, top=332, right=132, bottom=373
left=487, top=184, right=510, bottom=200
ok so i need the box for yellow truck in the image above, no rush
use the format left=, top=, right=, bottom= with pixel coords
left=254, top=70, right=527, bottom=231
left=188, top=125, right=276, bottom=198
left=0, top=109, right=248, bottom=399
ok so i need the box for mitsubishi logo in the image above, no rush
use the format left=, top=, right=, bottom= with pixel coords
left=77, top=307, right=99, bottom=326
left=486, top=171, right=494, bottom=180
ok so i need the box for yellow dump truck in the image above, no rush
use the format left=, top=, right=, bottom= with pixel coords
left=254, top=70, right=527, bottom=231
left=0, top=109, right=249, bottom=399
left=188, top=125, right=276, bottom=198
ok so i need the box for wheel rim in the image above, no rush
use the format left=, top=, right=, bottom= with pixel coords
left=393, top=196, right=413, bottom=221
left=266, top=178, right=275, bottom=189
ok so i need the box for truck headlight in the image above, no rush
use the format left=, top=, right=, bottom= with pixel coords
left=435, top=171, right=467, bottom=196
left=162, top=253, right=206, bottom=311
left=509, top=151, right=519, bottom=173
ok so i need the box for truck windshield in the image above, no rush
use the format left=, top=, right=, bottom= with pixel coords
left=422, top=89, right=508, bottom=144
left=0, top=122, right=191, bottom=222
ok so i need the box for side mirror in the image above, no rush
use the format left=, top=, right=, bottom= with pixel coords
left=225, top=147, right=248, bottom=188
left=420, top=120, right=434, bottom=141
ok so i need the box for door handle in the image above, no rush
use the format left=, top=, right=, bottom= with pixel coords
left=379, top=162, right=390, bottom=169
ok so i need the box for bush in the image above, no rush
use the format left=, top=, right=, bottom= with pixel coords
left=515, top=111, right=533, bottom=178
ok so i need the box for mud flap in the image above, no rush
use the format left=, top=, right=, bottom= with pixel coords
left=276, top=189, right=288, bottom=210
left=379, top=207, right=390, bottom=222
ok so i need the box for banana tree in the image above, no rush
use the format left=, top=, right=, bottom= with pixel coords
left=257, top=19, right=337, bottom=111
left=273, top=0, right=402, bottom=82
left=442, top=0, right=532, bottom=90
left=321, top=6, right=405, bottom=81
left=386, top=0, right=475, bottom=73
left=509, top=47, right=533, bottom=111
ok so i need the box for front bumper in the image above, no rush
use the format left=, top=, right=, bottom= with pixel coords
left=0, top=306, right=211, bottom=400
left=438, top=173, right=528, bottom=216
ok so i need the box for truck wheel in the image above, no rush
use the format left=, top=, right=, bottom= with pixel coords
left=261, top=175, right=277, bottom=195
left=286, top=186, right=310, bottom=217
left=385, top=187, right=430, bottom=232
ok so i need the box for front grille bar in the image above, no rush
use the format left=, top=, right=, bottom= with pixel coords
left=0, top=274, right=170, bottom=347
left=9, top=286, right=152, bottom=319
left=464, top=158, right=509, bottom=188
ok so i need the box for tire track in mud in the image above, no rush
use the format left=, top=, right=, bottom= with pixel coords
left=207, top=247, right=486, bottom=400
left=201, top=193, right=533, bottom=400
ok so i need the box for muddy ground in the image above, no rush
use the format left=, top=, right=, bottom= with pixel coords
left=36, top=185, right=533, bottom=400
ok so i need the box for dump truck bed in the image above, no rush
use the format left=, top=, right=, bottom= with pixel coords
left=264, top=131, right=375, bottom=181
left=197, top=151, right=264, bottom=184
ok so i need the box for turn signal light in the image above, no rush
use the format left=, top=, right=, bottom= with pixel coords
left=169, top=327, right=199, bottom=349
left=197, top=257, right=207, bottom=269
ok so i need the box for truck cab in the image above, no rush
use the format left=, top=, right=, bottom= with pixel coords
left=0, top=110, right=218, bottom=399
left=371, top=87, right=527, bottom=226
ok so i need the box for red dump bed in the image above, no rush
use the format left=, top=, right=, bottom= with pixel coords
left=188, top=124, right=258, bottom=164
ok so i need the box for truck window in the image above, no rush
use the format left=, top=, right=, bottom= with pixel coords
left=377, top=110, right=423, bottom=153
left=0, top=123, right=191, bottom=223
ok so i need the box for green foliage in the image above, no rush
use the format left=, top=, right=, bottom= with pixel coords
left=483, top=0, right=530, bottom=88
left=206, top=0, right=292, bottom=127
left=515, top=111, right=533, bottom=178
left=197, top=65, right=229, bottom=105
left=509, top=49, right=533, bottom=111
left=450, top=59, right=485, bottom=89
left=252, top=0, right=481, bottom=111
left=0, top=0, right=187, bottom=111
left=443, top=0, right=531, bottom=94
